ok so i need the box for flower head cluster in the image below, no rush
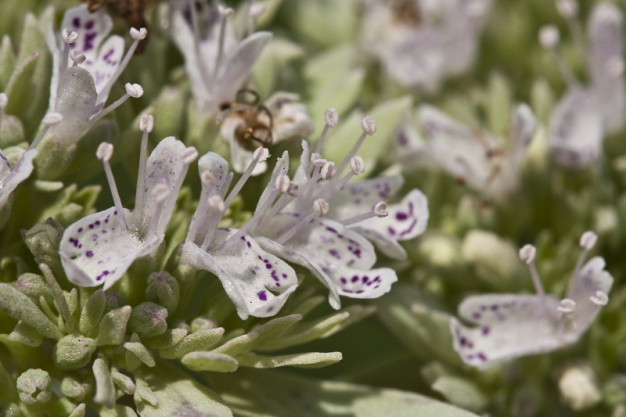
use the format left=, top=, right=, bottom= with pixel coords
left=542, top=2, right=625, bottom=167
left=362, top=0, right=492, bottom=93
left=182, top=109, right=429, bottom=318
left=451, top=231, right=613, bottom=369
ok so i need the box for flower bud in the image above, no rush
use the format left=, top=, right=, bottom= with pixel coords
left=54, top=335, right=97, bottom=370
left=129, top=302, right=169, bottom=338
left=96, top=305, right=132, bottom=346
left=0, top=114, right=25, bottom=147
left=16, top=368, right=51, bottom=405
left=145, top=272, right=180, bottom=314
left=60, top=376, right=92, bottom=401
left=22, top=222, right=63, bottom=272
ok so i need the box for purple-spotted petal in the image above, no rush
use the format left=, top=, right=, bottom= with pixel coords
left=548, top=88, right=603, bottom=168
left=328, top=175, right=404, bottom=220
left=349, top=189, right=429, bottom=260
left=61, top=5, right=112, bottom=59
left=181, top=229, right=298, bottom=319
left=566, top=257, right=613, bottom=330
left=0, top=149, right=37, bottom=207
left=59, top=207, right=161, bottom=290
left=89, top=35, right=125, bottom=102
left=136, top=137, right=192, bottom=235
left=451, top=294, right=565, bottom=369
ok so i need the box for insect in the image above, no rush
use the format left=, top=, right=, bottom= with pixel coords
left=219, top=89, right=274, bottom=150
left=81, top=0, right=158, bottom=53
left=391, top=0, right=421, bottom=25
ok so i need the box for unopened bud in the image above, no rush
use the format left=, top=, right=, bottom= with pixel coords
left=54, top=334, right=97, bottom=370
left=145, top=271, right=180, bottom=314
left=129, top=302, right=169, bottom=338
left=16, top=368, right=52, bottom=405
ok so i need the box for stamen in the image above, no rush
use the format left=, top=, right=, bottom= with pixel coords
left=275, top=198, right=329, bottom=244
left=570, top=231, right=597, bottom=284
left=337, top=116, right=375, bottom=175
left=31, top=112, right=63, bottom=150
left=70, top=50, right=86, bottom=66
left=248, top=3, right=266, bottom=33
left=342, top=201, right=388, bottom=226
left=97, top=28, right=148, bottom=104
left=200, top=195, right=226, bottom=251
left=224, top=147, right=269, bottom=208
left=557, top=298, right=578, bottom=333
left=558, top=298, right=576, bottom=314
left=213, top=6, right=235, bottom=83
left=97, top=143, right=127, bottom=228
left=590, top=290, right=608, bottom=306
left=313, top=108, right=339, bottom=154
left=148, top=184, right=170, bottom=238
left=56, top=30, right=78, bottom=110
left=91, top=83, right=144, bottom=122
left=519, top=244, right=547, bottom=298
left=135, top=115, right=154, bottom=213
left=538, top=25, right=578, bottom=86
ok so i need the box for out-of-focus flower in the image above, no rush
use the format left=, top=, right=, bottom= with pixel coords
left=418, top=104, right=537, bottom=201
left=450, top=231, right=613, bottom=369
left=59, top=116, right=198, bottom=290
left=362, top=0, right=492, bottom=93
left=166, top=0, right=271, bottom=114
left=542, top=3, right=625, bottom=168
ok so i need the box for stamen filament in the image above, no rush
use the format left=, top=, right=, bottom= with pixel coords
left=336, top=116, right=375, bottom=175
left=200, top=195, right=226, bottom=251
left=135, top=115, right=153, bottom=214
left=342, top=202, right=388, bottom=226
left=91, top=83, right=144, bottom=123
left=275, top=199, right=328, bottom=244
left=224, top=148, right=269, bottom=208
left=97, top=143, right=127, bottom=228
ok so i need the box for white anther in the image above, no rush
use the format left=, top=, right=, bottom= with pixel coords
left=182, top=147, right=199, bottom=164
left=373, top=202, right=388, bottom=217
left=350, top=156, right=365, bottom=175
left=140, top=114, right=154, bottom=133
left=201, top=171, right=217, bottom=187
left=0, top=93, right=7, bottom=108
left=320, top=161, right=336, bottom=179
left=556, top=0, right=578, bottom=18
left=519, top=244, right=537, bottom=264
left=249, top=3, right=266, bottom=18
left=42, top=112, right=63, bottom=126
left=152, top=183, right=170, bottom=202
left=313, top=199, right=329, bottom=216
left=579, top=231, right=598, bottom=251
left=287, top=183, right=299, bottom=197
left=275, top=174, right=291, bottom=193
left=361, top=116, right=376, bottom=135
left=558, top=298, right=577, bottom=314
left=218, top=5, right=234, bottom=17
left=606, top=56, right=625, bottom=77
left=125, top=83, right=144, bottom=98
left=253, top=147, right=270, bottom=162
left=208, top=195, right=225, bottom=213
left=62, top=29, right=78, bottom=44
left=70, top=50, right=86, bottom=65
left=539, top=25, right=560, bottom=49
left=96, top=142, right=114, bottom=162
left=590, top=290, right=609, bottom=306
left=325, top=108, right=339, bottom=127
left=130, top=27, right=148, bottom=40
left=311, top=153, right=326, bottom=167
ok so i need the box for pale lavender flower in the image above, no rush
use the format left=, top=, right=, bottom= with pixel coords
left=362, top=0, right=492, bottom=93
left=451, top=231, right=613, bottom=369
left=543, top=3, right=625, bottom=167
left=59, top=117, right=198, bottom=290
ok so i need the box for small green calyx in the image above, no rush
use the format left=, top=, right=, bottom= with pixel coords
left=16, top=368, right=52, bottom=405
left=129, top=302, right=169, bottom=338
left=54, top=334, right=97, bottom=370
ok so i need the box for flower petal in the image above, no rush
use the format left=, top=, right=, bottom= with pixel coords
left=253, top=150, right=289, bottom=217
left=62, top=5, right=112, bottom=61
left=59, top=207, right=160, bottom=289
left=0, top=149, right=37, bottom=207
left=293, top=140, right=311, bottom=185
left=566, top=257, right=613, bottom=331
left=548, top=88, right=604, bottom=168
left=329, top=175, right=404, bottom=220
left=89, top=35, right=125, bottom=102
left=349, top=189, right=429, bottom=260
left=181, top=229, right=298, bottom=319
left=137, top=137, right=193, bottom=235
left=451, top=294, right=565, bottom=369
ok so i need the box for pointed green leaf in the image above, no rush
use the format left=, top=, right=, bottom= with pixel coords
left=93, top=358, right=115, bottom=409
left=260, top=311, right=350, bottom=351
left=8, top=321, right=42, bottom=347
left=124, top=338, right=156, bottom=368
left=79, top=289, right=106, bottom=338
left=237, top=351, right=342, bottom=369
left=158, top=328, right=224, bottom=359
left=181, top=351, right=239, bottom=373
left=0, top=35, right=16, bottom=89
left=4, top=51, right=40, bottom=117
left=431, top=376, right=488, bottom=412
left=0, top=283, right=61, bottom=339
left=96, top=306, right=131, bottom=347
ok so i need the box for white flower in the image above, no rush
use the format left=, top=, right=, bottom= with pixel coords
left=418, top=104, right=537, bottom=201
left=59, top=118, right=198, bottom=290
left=362, top=0, right=492, bottom=93
left=220, top=91, right=314, bottom=175
left=182, top=109, right=429, bottom=314
left=43, top=5, right=145, bottom=146
left=544, top=3, right=625, bottom=167
left=166, top=0, right=271, bottom=114
left=450, top=231, right=613, bottom=369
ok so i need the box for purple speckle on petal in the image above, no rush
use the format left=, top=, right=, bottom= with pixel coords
left=86, top=250, right=94, bottom=258
left=481, top=326, right=490, bottom=336
left=257, top=291, right=267, bottom=301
